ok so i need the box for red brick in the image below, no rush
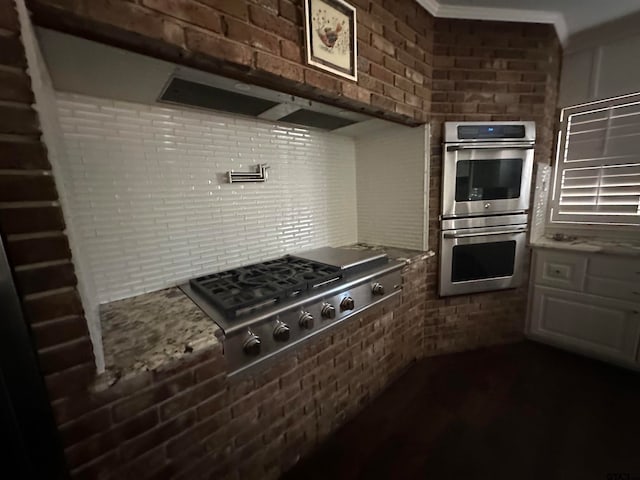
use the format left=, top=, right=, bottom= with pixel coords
left=280, top=38, right=302, bottom=63
left=0, top=173, right=57, bottom=202
left=359, top=43, right=384, bottom=65
left=304, top=68, right=341, bottom=92
left=371, top=93, right=395, bottom=112
left=383, top=26, right=405, bottom=50
left=383, top=55, right=404, bottom=75
left=252, top=0, right=279, bottom=13
left=159, top=375, right=225, bottom=421
left=370, top=63, right=394, bottom=84
left=0, top=1, right=19, bottom=32
left=85, top=0, right=165, bottom=40
left=185, top=28, right=253, bottom=66
left=0, top=140, right=49, bottom=170
left=39, top=337, right=94, bottom=374
left=112, top=371, right=194, bottom=422
left=341, top=82, right=370, bottom=104
left=6, top=234, right=71, bottom=265
left=255, top=51, right=303, bottom=82
left=383, top=83, right=404, bottom=102
left=0, top=69, right=33, bottom=103
left=358, top=10, right=383, bottom=36
left=118, top=445, right=165, bottom=479
left=121, top=410, right=196, bottom=462
left=371, top=33, right=395, bottom=56
left=225, top=17, right=280, bottom=54
left=31, top=315, right=89, bottom=350
left=70, top=451, right=119, bottom=480
left=278, top=0, right=301, bottom=24
left=200, top=0, right=249, bottom=20
left=165, top=410, right=230, bottom=458
left=0, top=35, right=25, bottom=67
left=249, top=4, right=299, bottom=42
left=15, top=262, right=77, bottom=296
left=44, top=363, right=96, bottom=401
left=60, top=407, right=112, bottom=447
left=23, top=289, right=83, bottom=324
left=141, top=0, right=222, bottom=32
left=0, top=104, right=39, bottom=135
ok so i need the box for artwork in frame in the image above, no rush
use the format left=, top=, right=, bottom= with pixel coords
left=304, top=0, right=358, bottom=81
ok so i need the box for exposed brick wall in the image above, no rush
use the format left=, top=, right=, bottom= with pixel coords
left=0, top=0, right=96, bottom=405
left=424, top=19, right=561, bottom=354
left=26, top=0, right=433, bottom=125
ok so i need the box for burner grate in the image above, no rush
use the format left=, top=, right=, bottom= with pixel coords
left=190, top=256, right=341, bottom=318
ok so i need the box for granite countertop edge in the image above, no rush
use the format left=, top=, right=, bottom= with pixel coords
left=530, top=237, right=640, bottom=258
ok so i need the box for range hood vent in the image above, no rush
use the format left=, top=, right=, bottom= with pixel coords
left=160, top=77, right=279, bottom=116
left=280, top=109, right=357, bottom=130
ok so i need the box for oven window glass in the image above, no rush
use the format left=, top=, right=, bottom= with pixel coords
left=455, top=159, right=523, bottom=201
left=451, top=241, right=516, bottom=282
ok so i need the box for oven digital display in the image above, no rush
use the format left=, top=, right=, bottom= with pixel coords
left=451, top=241, right=516, bottom=282
left=458, top=125, right=526, bottom=139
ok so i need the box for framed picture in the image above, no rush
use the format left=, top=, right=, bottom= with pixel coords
left=304, top=0, right=358, bottom=81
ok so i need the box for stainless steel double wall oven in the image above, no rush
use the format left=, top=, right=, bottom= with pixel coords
left=439, top=122, right=535, bottom=296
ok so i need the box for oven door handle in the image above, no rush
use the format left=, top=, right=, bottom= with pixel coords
left=446, top=144, right=534, bottom=151
left=444, top=227, right=528, bottom=239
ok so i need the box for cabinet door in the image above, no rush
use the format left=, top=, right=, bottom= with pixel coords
left=529, top=286, right=640, bottom=363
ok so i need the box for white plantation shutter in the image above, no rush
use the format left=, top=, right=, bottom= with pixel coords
left=550, top=93, right=640, bottom=228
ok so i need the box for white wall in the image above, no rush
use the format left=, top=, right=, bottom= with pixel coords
left=54, top=93, right=357, bottom=304
left=355, top=125, right=428, bottom=251
left=559, top=11, right=640, bottom=107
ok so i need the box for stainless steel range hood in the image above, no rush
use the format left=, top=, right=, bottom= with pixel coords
left=36, top=28, right=391, bottom=135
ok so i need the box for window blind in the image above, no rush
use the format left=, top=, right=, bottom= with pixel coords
left=550, top=93, right=640, bottom=227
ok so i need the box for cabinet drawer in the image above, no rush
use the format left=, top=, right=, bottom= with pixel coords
left=534, top=250, right=587, bottom=291
left=586, top=276, right=640, bottom=304
left=588, top=255, right=640, bottom=282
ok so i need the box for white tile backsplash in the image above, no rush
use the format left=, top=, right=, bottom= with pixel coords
left=356, top=125, right=429, bottom=251
left=54, top=93, right=357, bottom=303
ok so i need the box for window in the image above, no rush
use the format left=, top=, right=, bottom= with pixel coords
left=549, top=92, right=640, bottom=232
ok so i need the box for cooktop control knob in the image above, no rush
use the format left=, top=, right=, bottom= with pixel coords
left=372, top=282, right=385, bottom=296
left=299, top=312, right=314, bottom=329
left=243, top=332, right=261, bottom=356
left=321, top=303, right=336, bottom=319
left=340, top=296, right=355, bottom=311
left=273, top=321, right=291, bottom=342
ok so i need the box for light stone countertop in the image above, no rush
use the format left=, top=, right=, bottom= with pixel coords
left=99, top=287, right=221, bottom=385
left=97, top=243, right=434, bottom=387
left=530, top=235, right=640, bottom=257
left=343, top=243, right=435, bottom=264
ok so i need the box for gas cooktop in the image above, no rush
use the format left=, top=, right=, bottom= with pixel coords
left=189, top=256, right=342, bottom=318
left=181, top=247, right=403, bottom=376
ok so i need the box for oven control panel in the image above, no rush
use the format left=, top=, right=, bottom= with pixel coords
left=224, top=268, right=402, bottom=376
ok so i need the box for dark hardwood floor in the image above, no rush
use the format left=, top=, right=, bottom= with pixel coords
left=282, top=341, right=640, bottom=480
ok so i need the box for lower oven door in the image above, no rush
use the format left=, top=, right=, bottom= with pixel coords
left=439, top=224, right=528, bottom=296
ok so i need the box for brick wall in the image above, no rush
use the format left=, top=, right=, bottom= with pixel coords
left=48, top=258, right=429, bottom=479
left=0, top=0, right=96, bottom=405
left=26, top=0, right=433, bottom=126
left=424, top=19, right=562, bottom=354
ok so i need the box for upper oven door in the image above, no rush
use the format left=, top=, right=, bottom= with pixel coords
left=442, top=143, right=534, bottom=218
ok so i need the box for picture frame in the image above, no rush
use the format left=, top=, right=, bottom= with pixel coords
left=303, top=0, right=358, bottom=82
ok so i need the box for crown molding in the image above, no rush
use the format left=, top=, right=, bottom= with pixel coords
left=415, top=0, right=568, bottom=44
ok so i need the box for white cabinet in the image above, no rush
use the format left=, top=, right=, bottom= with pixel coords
left=527, top=249, right=640, bottom=370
